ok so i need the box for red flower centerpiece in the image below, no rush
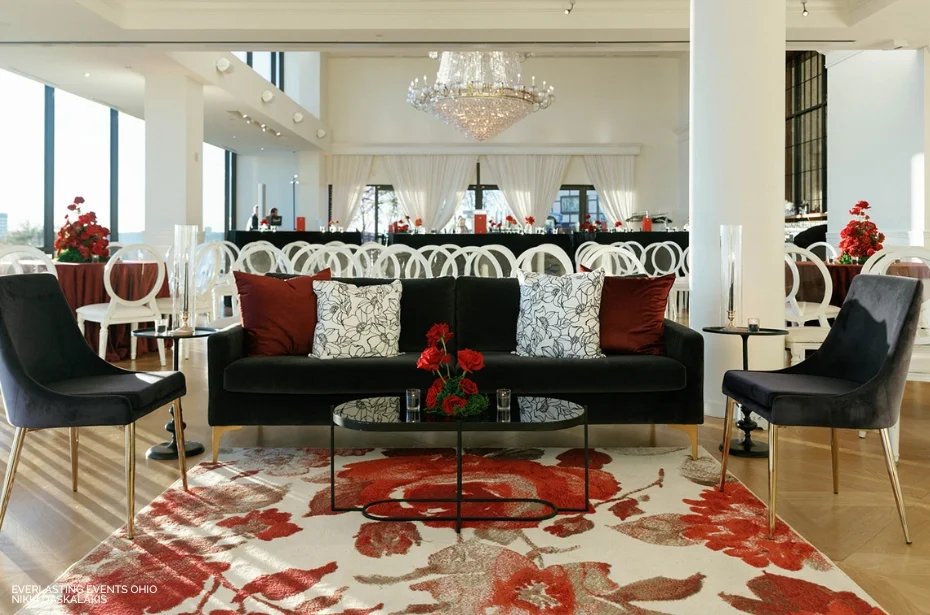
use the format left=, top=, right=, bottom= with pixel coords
left=414, top=217, right=423, bottom=228
left=838, top=201, right=884, bottom=264
left=525, top=216, right=535, bottom=226
left=417, top=323, right=488, bottom=417
left=55, top=196, right=110, bottom=263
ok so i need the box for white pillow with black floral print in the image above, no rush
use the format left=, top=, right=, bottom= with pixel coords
left=515, top=269, right=605, bottom=359
left=311, top=280, right=403, bottom=359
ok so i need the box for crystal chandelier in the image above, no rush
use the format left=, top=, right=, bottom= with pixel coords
left=406, top=51, right=555, bottom=142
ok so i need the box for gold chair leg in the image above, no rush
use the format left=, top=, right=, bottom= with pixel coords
left=211, top=425, right=243, bottom=463
left=125, top=423, right=136, bottom=540
left=173, top=399, right=189, bottom=492
left=70, top=427, right=79, bottom=492
left=668, top=424, right=699, bottom=460
left=830, top=428, right=839, bottom=495
left=718, top=398, right=735, bottom=492
left=0, top=427, right=26, bottom=531
left=879, top=428, right=911, bottom=544
left=768, top=425, right=779, bottom=539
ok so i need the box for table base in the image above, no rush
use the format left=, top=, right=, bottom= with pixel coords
left=147, top=440, right=206, bottom=460
left=720, top=437, right=769, bottom=458
left=330, top=417, right=590, bottom=533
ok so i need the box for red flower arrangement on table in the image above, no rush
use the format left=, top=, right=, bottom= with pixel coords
left=395, top=218, right=410, bottom=232
left=525, top=216, right=535, bottom=226
left=417, top=323, right=489, bottom=417
left=614, top=220, right=622, bottom=229
left=838, top=200, right=885, bottom=264
left=505, top=215, right=517, bottom=227
left=55, top=196, right=110, bottom=263
left=580, top=214, right=598, bottom=233
left=414, top=217, right=423, bottom=228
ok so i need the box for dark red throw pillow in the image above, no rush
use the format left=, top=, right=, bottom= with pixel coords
left=598, top=274, right=676, bottom=355
left=234, top=269, right=331, bottom=356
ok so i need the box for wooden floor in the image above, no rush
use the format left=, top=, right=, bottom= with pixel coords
left=0, top=341, right=928, bottom=613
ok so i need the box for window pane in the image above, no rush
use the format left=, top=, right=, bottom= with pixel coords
left=444, top=189, right=475, bottom=233
left=232, top=51, right=248, bottom=63
left=586, top=190, right=607, bottom=224
left=55, top=90, right=111, bottom=229
left=550, top=189, right=579, bottom=232
left=348, top=186, right=376, bottom=234
left=252, top=52, right=273, bottom=82
left=118, top=112, right=145, bottom=243
left=482, top=189, right=510, bottom=223
left=0, top=70, right=45, bottom=247
left=203, top=143, right=226, bottom=242
left=377, top=188, right=400, bottom=237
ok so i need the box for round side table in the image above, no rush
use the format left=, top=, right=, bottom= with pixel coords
left=132, top=327, right=217, bottom=460
left=703, top=326, right=788, bottom=458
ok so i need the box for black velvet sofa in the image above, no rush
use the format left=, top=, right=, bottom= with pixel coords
left=208, top=276, right=704, bottom=459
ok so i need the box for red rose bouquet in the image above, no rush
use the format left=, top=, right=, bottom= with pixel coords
left=525, top=216, right=535, bottom=226
left=414, top=217, right=423, bottom=228
left=395, top=218, right=410, bottom=232
left=417, top=323, right=488, bottom=417
left=505, top=215, right=517, bottom=227
left=839, top=201, right=884, bottom=264
left=614, top=220, right=622, bottom=228
left=55, top=197, right=110, bottom=263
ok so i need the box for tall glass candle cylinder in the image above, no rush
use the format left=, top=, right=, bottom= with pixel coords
left=171, top=225, right=199, bottom=334
left=720, top=225, right=743, bottom=328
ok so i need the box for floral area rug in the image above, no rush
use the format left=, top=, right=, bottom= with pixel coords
left=18, top=447, right=885, bottom=614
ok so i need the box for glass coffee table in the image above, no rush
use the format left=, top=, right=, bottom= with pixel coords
left=331, top=396, right=589, bottom=533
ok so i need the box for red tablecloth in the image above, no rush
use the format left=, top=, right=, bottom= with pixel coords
left=793, top=261, right=930, bottom=307
left=57, top=262, right=170, bottom=362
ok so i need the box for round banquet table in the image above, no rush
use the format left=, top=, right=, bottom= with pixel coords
left=56, top=261, right=171, bottom=362
left=793, top=261, right=930, bottom=308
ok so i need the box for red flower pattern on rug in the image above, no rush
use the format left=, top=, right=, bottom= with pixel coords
left=680, top=483, right=832, bottom=571
left=16, top=448, right=885, bottom=614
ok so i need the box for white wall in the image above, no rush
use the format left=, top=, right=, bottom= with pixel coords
left=827, top=50, right=928, bottom=246
left=235, top=153, right=299, bottom=229
left=327, top=55, right=684, bottom=224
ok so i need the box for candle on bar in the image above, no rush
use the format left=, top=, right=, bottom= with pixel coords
left=728, top=257, right=734, bottom=312
left=182, top=263, right=189, bottom=312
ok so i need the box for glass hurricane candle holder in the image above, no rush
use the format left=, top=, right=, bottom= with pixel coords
left=170, top=224, right=199, bottom=335
left=720, top=225, right=743, bottom=329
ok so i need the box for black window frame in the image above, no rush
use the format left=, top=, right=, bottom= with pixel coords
left=785, top=51, right=827, bottom=217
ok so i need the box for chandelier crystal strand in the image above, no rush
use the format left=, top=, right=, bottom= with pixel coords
left=407, top=51, right=555, bottom=142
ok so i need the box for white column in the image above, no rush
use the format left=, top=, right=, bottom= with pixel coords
left=297, top=151, right=328, bottom=228
left=676, top=52, right=690, bottom=225
left=143, top=73, right=204, bottom=246
left=690, top=0, right=786, bottom=417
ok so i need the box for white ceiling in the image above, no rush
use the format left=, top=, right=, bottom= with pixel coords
left=0, top=0, right=927, bottom=155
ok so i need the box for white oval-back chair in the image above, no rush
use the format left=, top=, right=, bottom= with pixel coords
left=233, top=242, right=292, bottom=275
left=372, top=244, right=430, bottom=279
left=514, top=245, right=574, bottom=276
left=76, top=244, right=166, bottom=366
left=0, top=246, right=58, bottom=277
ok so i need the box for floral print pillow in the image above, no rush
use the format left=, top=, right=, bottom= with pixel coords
left=311, top=280, right=403, bottom=359
left=515, top=269, right=605, bottom=359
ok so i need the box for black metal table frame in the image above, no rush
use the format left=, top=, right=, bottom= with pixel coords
left=330, top=411, right=590, bottom=533
left=132, top=327, right=214, bottom=460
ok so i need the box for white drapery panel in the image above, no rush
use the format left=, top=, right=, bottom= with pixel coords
left=329, top=155, right=373, bottom=226
left=583, top=155, right=636, bottom=225
left=383, top=155, right=477, bottom=230
left=485, top=155, right=570, bottom=225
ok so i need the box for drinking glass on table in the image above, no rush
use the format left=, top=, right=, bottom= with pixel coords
left=155, top=318, right=169, bottom=334
left=406, top=388, right=421, bottom=413
left=496, top=388, right=512, bottom=422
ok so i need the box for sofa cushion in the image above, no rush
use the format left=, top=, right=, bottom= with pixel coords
left=600, top=274, right=676, bottom=355
left=471, top=351, right=687, bottom=394
left=224, top=353, right=434, bottom=395
left=311, top=279, right=402, bottom=359
left=516, top=269, right=605, bottom=359
left=235, top=269, right=331, bottom=356
left=455, top=277, right=520, bottom=351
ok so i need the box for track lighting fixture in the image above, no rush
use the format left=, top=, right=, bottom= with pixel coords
left=564, top=0, right=575, bottom=15
left=215, top=57, right=232, bottom=73
left=801, top=1, right=808, bottom=16
left=261, top=90, right=274, bottom=103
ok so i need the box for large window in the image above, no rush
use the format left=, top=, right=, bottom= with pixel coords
left=346, top=186, right=398, bottom=239
left=118, top=112, right=145, bottom=244
left=55, top=89, right=111, bottom=229
left=549, top=186, right=602, bottom=232
left=786, top=51, right=827, bottom=215
left=0, top=70, right=45, bottom=247
left=236, top=51, right=285, bottom=89
left=203, top=143, right=226, bottom=242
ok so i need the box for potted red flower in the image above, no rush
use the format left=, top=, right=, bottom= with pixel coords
left=54, top=197, right=110, bottom=263
left=417, top=323, right=488, bottom=417
left=838, top=201, right=885, bottom=264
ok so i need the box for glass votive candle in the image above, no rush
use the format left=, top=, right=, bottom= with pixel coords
left=747, top=318, right=760, bottom=333
left=155, top=318, right=169, bottom=334
left=496, top=388, right=511, bottom=411
left=405, top=388, right=420, bottom=413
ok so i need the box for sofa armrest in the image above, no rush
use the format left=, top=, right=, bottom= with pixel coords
left=663, top=320, right=704, bottom=423
left=207, top=324, right=246, bottom=425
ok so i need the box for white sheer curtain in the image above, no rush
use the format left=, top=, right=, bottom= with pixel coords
left=583, top=155, right=635, bottom=225
left=485, top=155, right=570, bottom=225
left=329, top=155, right=373, bottom=226
left=383, top=155, right=476, bottom=230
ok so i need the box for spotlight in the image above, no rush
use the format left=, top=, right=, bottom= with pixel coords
left=215, top=57, right=232, bottom=73
left=565, top=0, right=575, bottom=15
left=293, top=112, right=304, bottom=123
left=83, top=72, right=90, bottom=78
left=261, top=90, right=274, bottom=103
left=802, top=1, right=808, bottom=16
left=316, top=129, right=327, bottom=139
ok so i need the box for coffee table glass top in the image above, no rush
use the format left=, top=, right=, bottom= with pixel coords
left=333, top=396, right=585, bottom=432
